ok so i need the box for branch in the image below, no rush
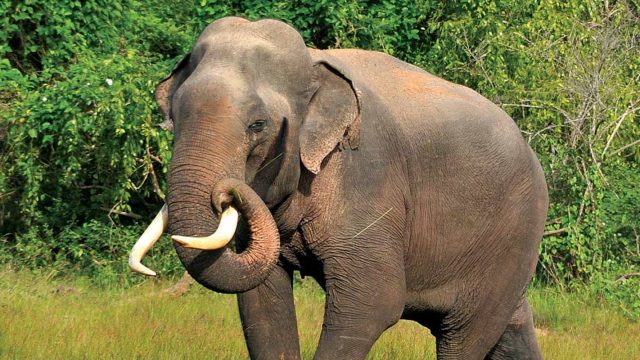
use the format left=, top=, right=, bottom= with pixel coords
left=0, top=191, right=16, bottom=199
left=100, top=207, right=142, bottom=220
left=613, top=273, right=640, bottom=284
left=543, top=228, right=568, bottom=237
left=611, top=138, right=640, bottom=156
left=601, top=103, right=640, bottom=157
left=545, top=218, right=563, bottom=226
left=527, top=123, right=568, bottom=143
left=76, top=184, right=108, bottom=190
left=149, top=164, right=165, bottom=200
left=145, top=147, right=165, bottom=200
left=500, top=103, right=544, bottom=109
left=149, top=153, right=163, bottom=164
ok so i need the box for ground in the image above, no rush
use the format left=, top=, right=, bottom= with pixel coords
left=0, top=269, right=637, bottom=359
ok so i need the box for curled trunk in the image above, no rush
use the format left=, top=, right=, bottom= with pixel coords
left=169, top=178, right=280, bottom=293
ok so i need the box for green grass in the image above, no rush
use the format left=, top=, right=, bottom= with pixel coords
left=0, top=269, right=637, bottom=359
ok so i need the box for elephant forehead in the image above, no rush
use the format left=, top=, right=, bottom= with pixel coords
left=197, top=40, right=311, bottom=89
left=192, top=21, right=314, bottom=95
left=173, top=73, right=283, bottom=126
left=173, top=82, right=239, bottom=122
left=199, top=17, right=306, bottom=55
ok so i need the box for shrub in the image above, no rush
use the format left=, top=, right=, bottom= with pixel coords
left=11, top=221, right=183, bottom=287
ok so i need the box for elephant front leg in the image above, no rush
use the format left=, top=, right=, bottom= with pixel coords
left=237, top=265, right=301, bottom=360
left=313, top=250, right=406, bottom=360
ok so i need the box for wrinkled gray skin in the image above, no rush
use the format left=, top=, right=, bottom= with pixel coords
left=157, top=17, right=548, bottom=360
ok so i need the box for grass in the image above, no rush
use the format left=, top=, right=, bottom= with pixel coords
left=0, top=269, right=637, bottom=359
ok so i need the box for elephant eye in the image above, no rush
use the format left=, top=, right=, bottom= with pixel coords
left=248, top=120, right=266, bottom=132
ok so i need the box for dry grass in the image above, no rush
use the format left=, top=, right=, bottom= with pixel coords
left=0, top=269, right=637, bottom=359
left=529, top=288, right=640, bottom=360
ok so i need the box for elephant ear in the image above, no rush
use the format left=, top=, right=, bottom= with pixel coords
left=300, top=52, right=362, bottom=174
left=154, top=53, right=191, bottom=131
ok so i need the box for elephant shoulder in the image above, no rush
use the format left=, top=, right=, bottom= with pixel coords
left=313, top=48, right=527, bottom=154
left=317, top=49, right=494, bottom=112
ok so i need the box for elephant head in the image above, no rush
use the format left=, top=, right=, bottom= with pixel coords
left=128, top=17, right=361, bottom=293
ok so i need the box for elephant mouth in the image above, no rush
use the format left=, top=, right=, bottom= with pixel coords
left=128, top=178, right=281, bottom=293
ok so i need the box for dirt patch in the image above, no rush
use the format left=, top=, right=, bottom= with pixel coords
left=51, top=285, right=80, bottom=295
left=535, top=327, right=550, bottom=337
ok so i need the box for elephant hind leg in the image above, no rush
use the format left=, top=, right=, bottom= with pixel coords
left=484, top=297, right=542, bottom=360
left=434, top=291, right=535, bottom=360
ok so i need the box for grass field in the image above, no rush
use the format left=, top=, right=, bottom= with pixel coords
left=0, top=269, right=638, bottom=359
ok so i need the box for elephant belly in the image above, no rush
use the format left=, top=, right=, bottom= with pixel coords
left=401, top=149, right=546, bottom=320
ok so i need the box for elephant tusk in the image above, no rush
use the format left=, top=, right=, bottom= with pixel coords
left=128, top=204, right=168, bottom=276
left=172, top=206, right=239, bottom=250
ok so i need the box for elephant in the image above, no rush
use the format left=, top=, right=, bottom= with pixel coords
left=129, top=17, right=548, bottom=360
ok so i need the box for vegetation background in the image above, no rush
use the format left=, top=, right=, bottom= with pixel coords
left=0, top=0, right=638, bottom=333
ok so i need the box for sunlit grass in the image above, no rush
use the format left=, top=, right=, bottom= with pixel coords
left=0, top=269, right=637, bottom=359
left=529, top=287, right=640, bottom=360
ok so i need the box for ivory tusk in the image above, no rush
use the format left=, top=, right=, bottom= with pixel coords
left=128, top=204, right=168, bottom=276
left=172, top=206, right=239, bottom=250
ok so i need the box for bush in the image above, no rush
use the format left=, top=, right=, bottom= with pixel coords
left=10, top=221, right=183, bottom=287
left=2, top=51, right=172, bottom=230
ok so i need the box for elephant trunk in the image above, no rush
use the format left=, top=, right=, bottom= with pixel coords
left=170, top=178, right=280, bottom=293
left=129, top=127, right=281, bottom=292
left=166, top=136, right=280, bottom=293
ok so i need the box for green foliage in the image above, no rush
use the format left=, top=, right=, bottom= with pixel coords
left=3, top=51, right=172, bottom=229
left=0, top=0, right=638, bottom=313
left=9, top=222, right=183, bottom=287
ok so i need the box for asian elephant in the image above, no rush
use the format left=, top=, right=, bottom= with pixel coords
left=129, top=17, right=548, bottom=360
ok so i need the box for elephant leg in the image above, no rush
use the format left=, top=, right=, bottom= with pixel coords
left=484, top=297, right=542, bottom=360
left=237, top=265, right=301, bottom=360
left=312, top=249, right=406, bottom=360
left=434, top=292, right=540, bottom=360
